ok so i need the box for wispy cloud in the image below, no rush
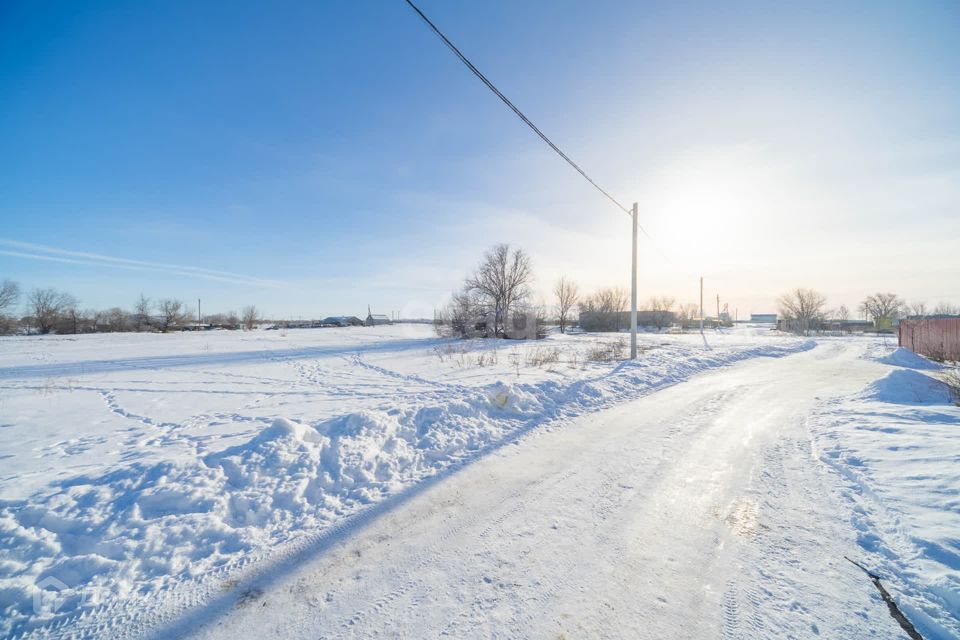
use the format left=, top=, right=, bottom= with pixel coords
left=0, top=239, right=284, bottom=288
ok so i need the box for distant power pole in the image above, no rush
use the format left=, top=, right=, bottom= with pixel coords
left=197, top=299, right=201, bottom=330
left=630, top=202, right=638, bottom=359
left=699, top=276, right=704, bottom=334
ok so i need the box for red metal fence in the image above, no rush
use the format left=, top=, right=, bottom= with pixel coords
left=899, top=318, right=960, bottom=362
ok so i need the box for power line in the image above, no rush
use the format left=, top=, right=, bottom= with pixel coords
left=403, top=0, right=632, bottom=218
left=402, top=1, right=708, bottom=283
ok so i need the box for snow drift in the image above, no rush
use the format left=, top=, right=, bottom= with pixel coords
left=878, top=347, right=941, bottom=370
left=860, top=369, right=952, bottom=405
left=0, top=336, right=812, bottom=637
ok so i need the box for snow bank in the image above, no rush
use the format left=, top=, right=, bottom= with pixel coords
left=878, top=347, right=941, bottom=370
left=812, top=374, right=960, bottom=639
left=860, top=369, right=953, bottom=404
left=0, top=336, right=812, bottom=637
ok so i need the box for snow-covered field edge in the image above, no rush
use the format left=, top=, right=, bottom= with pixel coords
left=4, top=337, right=814, bottom=640
left=808, top=347, right=960, bottom=640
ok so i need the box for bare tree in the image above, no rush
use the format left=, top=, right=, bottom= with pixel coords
left=580, top=287, right=629, bottom=331
left=677, top=302, right=699, bottom=330
left=648, top=296, right=676, bottom=330
left=861, top=293, right=903, bottom=333
left=92, top=309, right=108, bottom=331
left=933, top=302, right=960, bottom=316
left=907, top=301, right=928, bottom=318
left=134, top=294, right=151, bottom=331
left=777, top=288, right=827, bottom=335
left=553, top=277, right=579, bottom=334
left=0, top=279, right=20, bottom=334
left=464, top=244, right=533, bottom=338
left=60, top=294, right=80, bottom=334
left=0, top=279, right=20, bottom=316
left=157, top=299, right=185, bottom=333
left=241, top=305, right=260, bottom=331
left=104, top=307, right=130, bottom=332
left=28, top=287, right=73, bottom=334
left=836, top=304, right=850, bottom=334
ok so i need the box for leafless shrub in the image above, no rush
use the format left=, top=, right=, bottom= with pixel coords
left=508, top=348, right=522, bottom=378
left=943, top=369, right=960, bottom=406
left=525, top=346, right=560, bottom=367
left=434, top=343, right=473, bottom=366
left=587, top=337, right=627, bottom=362
left=475, top=348, right=499, bottom=367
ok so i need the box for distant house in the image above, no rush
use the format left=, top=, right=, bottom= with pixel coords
left=750, top=313, right=777, bottom=323
left=365, top=307, right=392, bottom=326
left=322, top=316, right=363, bottom=327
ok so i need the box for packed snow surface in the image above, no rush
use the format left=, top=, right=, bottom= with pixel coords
left=0, top=325, right=811, bottom=637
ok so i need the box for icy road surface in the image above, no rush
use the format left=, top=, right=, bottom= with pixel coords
left=179, top=341, right=920, bottom=640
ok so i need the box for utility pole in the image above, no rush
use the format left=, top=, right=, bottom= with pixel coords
left=699, top=276, right=704, bottom=334
left=197, top=298, right=201, bottom=331
left=630, top=202, right=638, bottom=359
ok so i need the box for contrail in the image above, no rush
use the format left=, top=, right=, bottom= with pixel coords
left=0, top=239, right=284, bottom=288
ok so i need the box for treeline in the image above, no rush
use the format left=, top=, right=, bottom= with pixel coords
left=0, top=279, right=261, bottom=335
left=436, top=244, right=720, bottom=339
left=777, top=288, right=960, bottom=335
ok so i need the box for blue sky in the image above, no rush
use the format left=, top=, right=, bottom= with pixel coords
left=1, top=0, right=958, bottom=319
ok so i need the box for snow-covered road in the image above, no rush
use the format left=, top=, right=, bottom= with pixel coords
left=178, top=341, right=911, bottom=639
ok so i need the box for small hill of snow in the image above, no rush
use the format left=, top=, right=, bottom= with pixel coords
left=878, top=347, right=941, bottom=370
left=860, top=368, right=952, bottom=404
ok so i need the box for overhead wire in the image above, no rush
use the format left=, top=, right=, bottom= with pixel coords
left=403, top=0, right=632, bottom=217
left=403, top=0, right=706, bottom=282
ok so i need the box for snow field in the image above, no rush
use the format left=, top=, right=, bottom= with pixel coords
left=0, top=326, right=810, bottom=637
